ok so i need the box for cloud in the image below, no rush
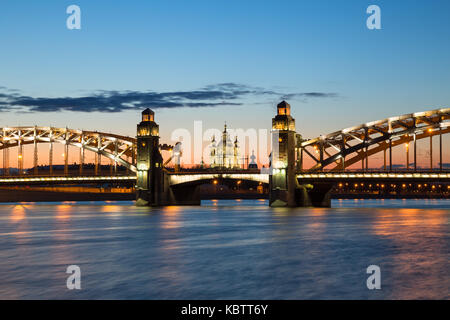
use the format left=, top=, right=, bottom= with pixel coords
left=280, top=92, right=338, bottom=101
left=0, top=83, right=338, bottom=113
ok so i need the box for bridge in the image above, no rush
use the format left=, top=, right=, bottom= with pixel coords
left=1, top=103, right=450, bottom=206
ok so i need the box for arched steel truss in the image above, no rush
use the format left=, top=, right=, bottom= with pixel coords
left=3, top=108, right=449, bottom=176
left=300, top=108, right=450, bottom=172
left=0, top=127, right=138, bottom=173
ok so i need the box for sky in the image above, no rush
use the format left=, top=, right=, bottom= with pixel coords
left=1, top=0, right=450, bottom=167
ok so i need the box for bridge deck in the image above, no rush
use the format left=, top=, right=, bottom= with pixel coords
left=1, top=171, right=450, bottom=186
left=297, top=172, right=450, bottom=182
left=0, top=175, right=136, bottom=185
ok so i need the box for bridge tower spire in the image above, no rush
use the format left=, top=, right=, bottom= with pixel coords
left=270, top=101, right=298, bottom=207
left=136, top=108, right=163, bottom=206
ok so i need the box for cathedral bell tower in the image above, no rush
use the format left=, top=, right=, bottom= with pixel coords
left=269, top=101, right=297, bottom=207
left=136, top=108, right=163, bottom=206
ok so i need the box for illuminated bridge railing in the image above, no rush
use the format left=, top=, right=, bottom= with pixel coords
left=297, top=172, right=450, bottom=180
left=0, top=175, right=137, bottom=184
left=168, top=172, right=269, bottom=185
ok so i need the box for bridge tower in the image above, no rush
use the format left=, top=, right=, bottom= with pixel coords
left=270, top=101, right=298, bottom=207
left=136, top=108, right=164, bottom=206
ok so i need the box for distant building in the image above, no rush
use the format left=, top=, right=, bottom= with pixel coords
left=248, top=150, right=258, bottom=169
left=210, top=123, right=240, bottom=169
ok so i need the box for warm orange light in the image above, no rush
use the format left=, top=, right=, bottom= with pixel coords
left=18, top=155, right=22, bottom=159
left=143, top=114, right=154, bottom=122
left=213, top=180, right=218, bottom=185
left=11, top=205, right=26, bottom=222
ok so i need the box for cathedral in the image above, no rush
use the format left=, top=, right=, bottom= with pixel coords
left=210, top=123, right=240, bottom=169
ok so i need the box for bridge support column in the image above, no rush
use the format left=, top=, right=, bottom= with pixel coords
left=414, top=133, right=417, bottom=172
left=64, top=128, right=69, bottom=175
left=269, top=101, right=297, bottom=207
left=389, top=139, right=392, bottom=172
left=64, top=143, right=69, bottom=175
left=79, top=141, right=84, bottom=175
left=406, top=141, right=409, bottom=170
left=430, top=135, right=433, bottom=170
left=439, top=128, right=442, bottom=172
left=34, top=127, right=38, bottom=175
left=136, top=109, right=165, bottom=206
left=49, top=138, right=53, bottom=175
left=18, top=137, right=23, bottom=175
left=269, top=101, right=332, bottom=208
left=299, top=147, right=304, bottom=172
left=34, top=141, right=38, bottom=175
left=135, top=110, right=199, bottom=207
left=3, top=147, right=9, bottom=176
left=96, top=136, right=102, bottom=175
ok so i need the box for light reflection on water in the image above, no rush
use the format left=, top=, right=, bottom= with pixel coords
left=0, top=199, right=448, bottom=299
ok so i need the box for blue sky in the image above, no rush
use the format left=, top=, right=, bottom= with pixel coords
left=1, top=0, right=450, bottom=144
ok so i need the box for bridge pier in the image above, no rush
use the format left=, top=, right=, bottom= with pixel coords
left=269, top=101, right=297, bottom=207
left=136, top=109, right=163, bottom=206
left=269, top=101, right=332, bottom=208
left=135, top=109, right=198, bottom=206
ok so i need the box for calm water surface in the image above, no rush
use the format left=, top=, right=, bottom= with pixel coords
left=0, top=199, right=448, bottom=299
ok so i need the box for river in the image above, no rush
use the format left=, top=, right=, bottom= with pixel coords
left=0, top=199, right=448, bottom=299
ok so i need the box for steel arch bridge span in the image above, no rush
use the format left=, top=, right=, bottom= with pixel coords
left=0, top=126, right=138, bottom=172
left=300, top=108, right=450, bottom=172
